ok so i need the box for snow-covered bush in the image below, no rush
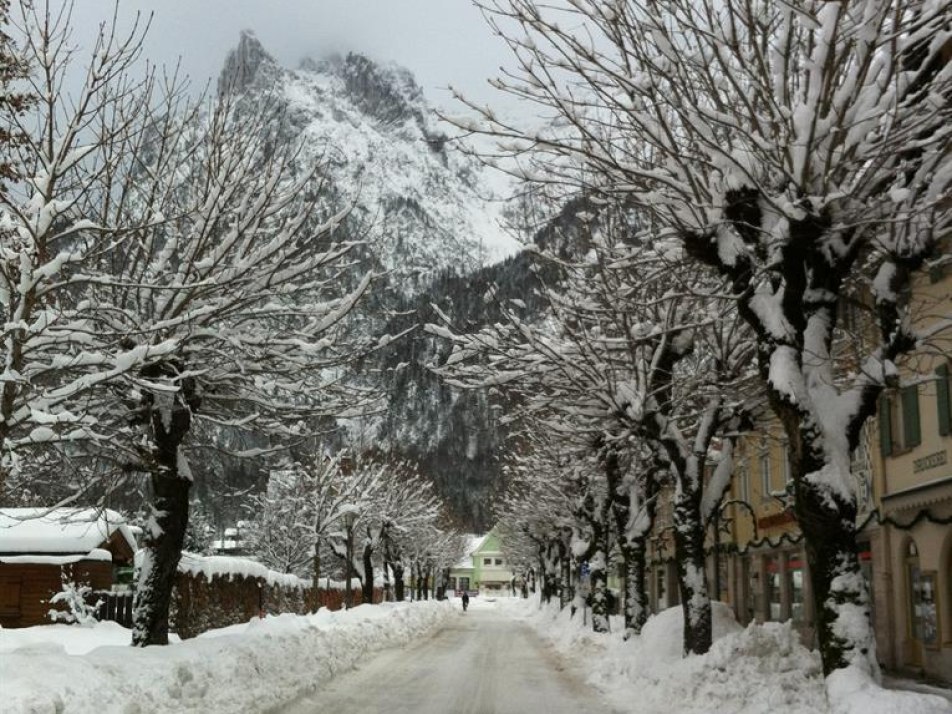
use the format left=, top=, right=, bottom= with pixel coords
left=47, top=574, right=102, bottom=626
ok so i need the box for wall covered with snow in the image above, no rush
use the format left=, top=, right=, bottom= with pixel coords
left=169, top=552, right=385, bottom=638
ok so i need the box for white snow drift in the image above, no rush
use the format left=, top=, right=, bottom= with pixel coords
left=0, top=600, right=454, bottom=713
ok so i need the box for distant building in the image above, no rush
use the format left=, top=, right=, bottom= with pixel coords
left=449, top=529, right=516, bottom=596
left=211, top=523, right=250, bottom=556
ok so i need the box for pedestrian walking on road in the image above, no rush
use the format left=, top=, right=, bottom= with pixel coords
left=461, top=591, right=470, bottom=612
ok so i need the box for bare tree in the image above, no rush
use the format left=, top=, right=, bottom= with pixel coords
left=455, top=0, right=950, bottom=678
left=89, top=79, right=376, bottom=643
left=5, top=4, right=377, bottom=644
left=0, top=0, right=33, bottom=186
left=497, top=439, right=579, bottom=607
left=428, top=208, right=755, bottom=650
left=0, top=1, right=185, bottom=504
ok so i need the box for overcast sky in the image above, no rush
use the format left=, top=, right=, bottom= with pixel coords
left=61, top=0, right=517, bottom=111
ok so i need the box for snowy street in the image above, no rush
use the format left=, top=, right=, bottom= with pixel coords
left=3, top=1, right=952, bottom=711
left=3, top=594, right=950, bottom=713
left=283, top=600, right=616, bottom=714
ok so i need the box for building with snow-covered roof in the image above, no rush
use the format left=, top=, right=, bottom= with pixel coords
left=448, top=529, right=516, bottom=596
left=682, top=256, right=952, bottom=684
left=0, top=508, right=137, bottom=627
left=211, top=522, right=250, bottom=556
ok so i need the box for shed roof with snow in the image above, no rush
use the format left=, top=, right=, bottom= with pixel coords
left=0, top=508, right=137, bottom=562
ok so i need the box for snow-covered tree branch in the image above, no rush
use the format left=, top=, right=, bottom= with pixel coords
left=456, top=0, right=951, bottom=679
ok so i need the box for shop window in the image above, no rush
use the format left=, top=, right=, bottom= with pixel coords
left=765, top=556, right=782, bottom=621
left=741, top=556, right=755, bottom=623
left=785, top=552, right=804, bottom=625
left=747, top=565, right=760, bottom=622
left=905, top=539, right=926, bottom=665
left=879, top=386, right=921, bottom=456
left=717, top=554, right=729, bottom=603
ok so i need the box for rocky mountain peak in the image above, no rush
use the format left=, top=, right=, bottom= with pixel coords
left=218, top=30, right=279, bottom=94
left=298, top=51, right=426, bottom=128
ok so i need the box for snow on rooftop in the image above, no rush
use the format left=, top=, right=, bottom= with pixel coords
left=453, top=533, right=490, bottom=569
left=0, top=547, right=113, bottom=565
left=0, top=508, right=136, bottom=555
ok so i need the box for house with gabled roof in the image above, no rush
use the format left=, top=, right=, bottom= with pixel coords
left=0, top=508, right=137, bottom=627
left=448, top=528, right=516, bottom=597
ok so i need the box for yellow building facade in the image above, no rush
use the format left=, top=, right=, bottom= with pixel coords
left=644, top=265, right=951, bottom=682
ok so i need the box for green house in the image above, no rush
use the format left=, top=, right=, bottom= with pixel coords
left=448, top=529, right=515, bottom=596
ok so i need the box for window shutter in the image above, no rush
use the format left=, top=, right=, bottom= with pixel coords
left=937, top=363, right=951, bottom=437
left=879, top=394, right=892, bottom=457
left=902, top=385, right=921, bottom=448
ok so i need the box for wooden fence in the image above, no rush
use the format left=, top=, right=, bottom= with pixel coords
left=80, top=563, right=386, bottom=638
left=86, top=590, right=135, bottom=628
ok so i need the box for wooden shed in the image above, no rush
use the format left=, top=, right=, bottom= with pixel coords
left=0, top=508, right=137, bottom=628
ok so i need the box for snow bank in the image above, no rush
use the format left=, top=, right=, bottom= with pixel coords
left=827, top=665, right=951, bottom=714
left=506, top=599, right=950, bottom=714
left=0, top=600, right=454, bottom=713
left=0, top=620, right=148, bottom=656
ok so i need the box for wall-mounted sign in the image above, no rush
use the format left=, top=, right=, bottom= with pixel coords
left=913, top=450, right=947, bottom=474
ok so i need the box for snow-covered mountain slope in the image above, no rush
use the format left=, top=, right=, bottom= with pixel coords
left=220, top=31, right=520, bottom=287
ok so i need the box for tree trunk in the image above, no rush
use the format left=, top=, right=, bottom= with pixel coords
left=602, top=445, right=658, bottom=638
left=132, top=388, right=195, bottom=647
left=394, top=562, right=406, bottom=601
left=384, top=535, right=403, bottom=602
left=383, top=559, right=392, bottom=602
left=589, top=529, right=610, bottom=633
left=437, top=567, right=449, bottom=600
left=541, top=542, right=559, bottom=604
left=621, top=539, right=650, bottom=639
left=560, top=547, right=574, bottom=611
left=361, top=541, right=374, bottom=604
left=414, top=561, right=424, bottom=601
left=672, top=477, right=711, bottom=656
left=793, top=438, right=877, bottom=677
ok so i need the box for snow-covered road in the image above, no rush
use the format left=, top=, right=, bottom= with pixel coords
left=282, top=601, right=618, bottom=714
